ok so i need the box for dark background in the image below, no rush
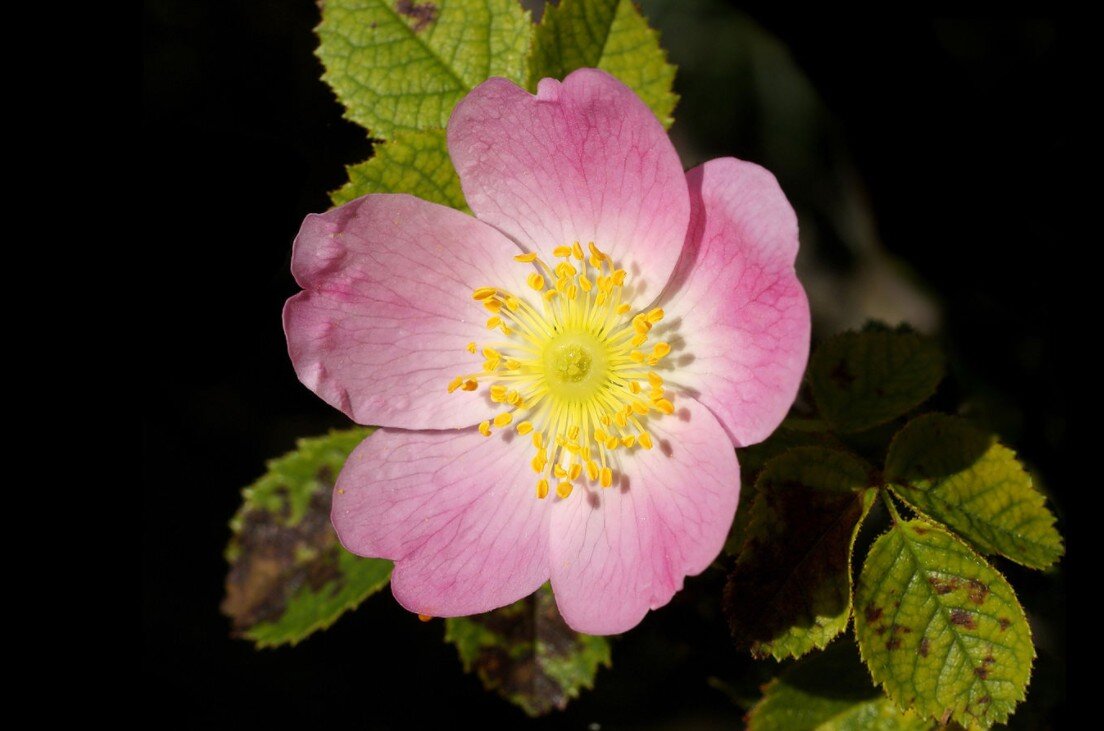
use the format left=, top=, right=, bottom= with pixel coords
left=143, top=3, right=1068, bottom=726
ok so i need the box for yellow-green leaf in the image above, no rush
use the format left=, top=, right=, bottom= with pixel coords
left=528, top=0, right=677, bottom=127
left=725, top=448, right=877, bottom=660
left=809, top=327, right=944, bottom=434
left=748, top=641, right=934, bottom=731
left=331, top=129, right=468, bottom=210
left=854, top=519, right=1033, bottom=729
left=445, top=584, right=610, bottom=716
left=317, top=0, right=532, bottom=139
left=885, top=414, right=1063, bottom=570
left=222, top=428, right=392, bottom=648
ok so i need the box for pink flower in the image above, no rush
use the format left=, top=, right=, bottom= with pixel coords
left=283, top=69, right=809, bottom=635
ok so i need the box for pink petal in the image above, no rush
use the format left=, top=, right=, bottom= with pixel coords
left=283, top=194, right=534, bottom=429
left=448, top=69, right=689, bottom=305
left=660, top=158, right=810, bottom=447
left=548, top=399, right=740, bottom=635
left=333, top=428, right=550, bottom=616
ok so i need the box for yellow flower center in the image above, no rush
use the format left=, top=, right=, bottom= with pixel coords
left=448, top=241, right=674, bottom=500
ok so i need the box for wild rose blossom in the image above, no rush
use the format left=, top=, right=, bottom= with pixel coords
left=284, top=69, right=809, bottom=635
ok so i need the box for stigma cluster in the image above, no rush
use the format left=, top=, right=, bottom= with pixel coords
left=448, top=241, right=676, bottom=500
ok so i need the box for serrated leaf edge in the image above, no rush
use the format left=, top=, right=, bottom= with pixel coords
left=884, top=414, right=1064, bottom=571
left=853, top=516, right=1035, bottom=729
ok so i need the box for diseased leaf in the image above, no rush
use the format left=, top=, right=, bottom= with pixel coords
left=748, top=641, right=934, bottom=731
left=317, top=0, right=532, bottom=139
left=445, top=584, right=610, bottom=716
left=222, top=428, right=392, bottom=648
left=809, top=327, right=944, bottom=434
left=886, top=414, right=1063, bottom=570
left=727, top=421, right=847, bottom=555
left=725, top=448, right=877, bottom=660
left=528, top=0, right=677, bottom=127
left=854, top=519, right=1033, bottom=729
left=331, top=129, right=468, bottom=210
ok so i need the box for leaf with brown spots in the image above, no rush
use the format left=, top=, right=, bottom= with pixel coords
left=222, top=428, right=392, bottom=648
left=854, top=519, right=1033, bottom=729
left=445, top=584, right=610, bottom=717
left=886, top=413, right=1064, bottom=569
left=726, top=420, right=847, bottom=555
left=808, top=326, right=944, bottom=434
left=724, top=447, right=877, bottom=660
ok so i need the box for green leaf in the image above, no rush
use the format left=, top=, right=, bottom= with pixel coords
left=317, top=0, right=532, bottom=139
left=748, top=641, right=934, bottom=731
left=885, top=414, right=1063, bottom=570
left=725, top=448, right=877, bottom=660
left=222, top=428, right=392, bottom=648
left=809, top=327, right=945, bottom=434
left=331, top=130, right=468, bottom=210
left=737, top=419, right=848, bottom=479
left=528, top=0, right=677, bottom=128
left=727, top=421, right=848, bottom=555
left=445, top=584, right=610, bottom=716
left=854, top=519, right=1033, bottom=729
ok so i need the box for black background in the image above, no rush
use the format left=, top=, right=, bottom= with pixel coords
left=143, top=4, right=1068, bottom=726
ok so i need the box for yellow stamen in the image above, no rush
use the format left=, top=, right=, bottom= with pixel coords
left=450, top=242, right=684, bottom=500
left=472, top=287, right=496, bottom=300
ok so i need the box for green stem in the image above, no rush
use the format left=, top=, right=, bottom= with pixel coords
left=881, top=488, right=903, bottom=524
